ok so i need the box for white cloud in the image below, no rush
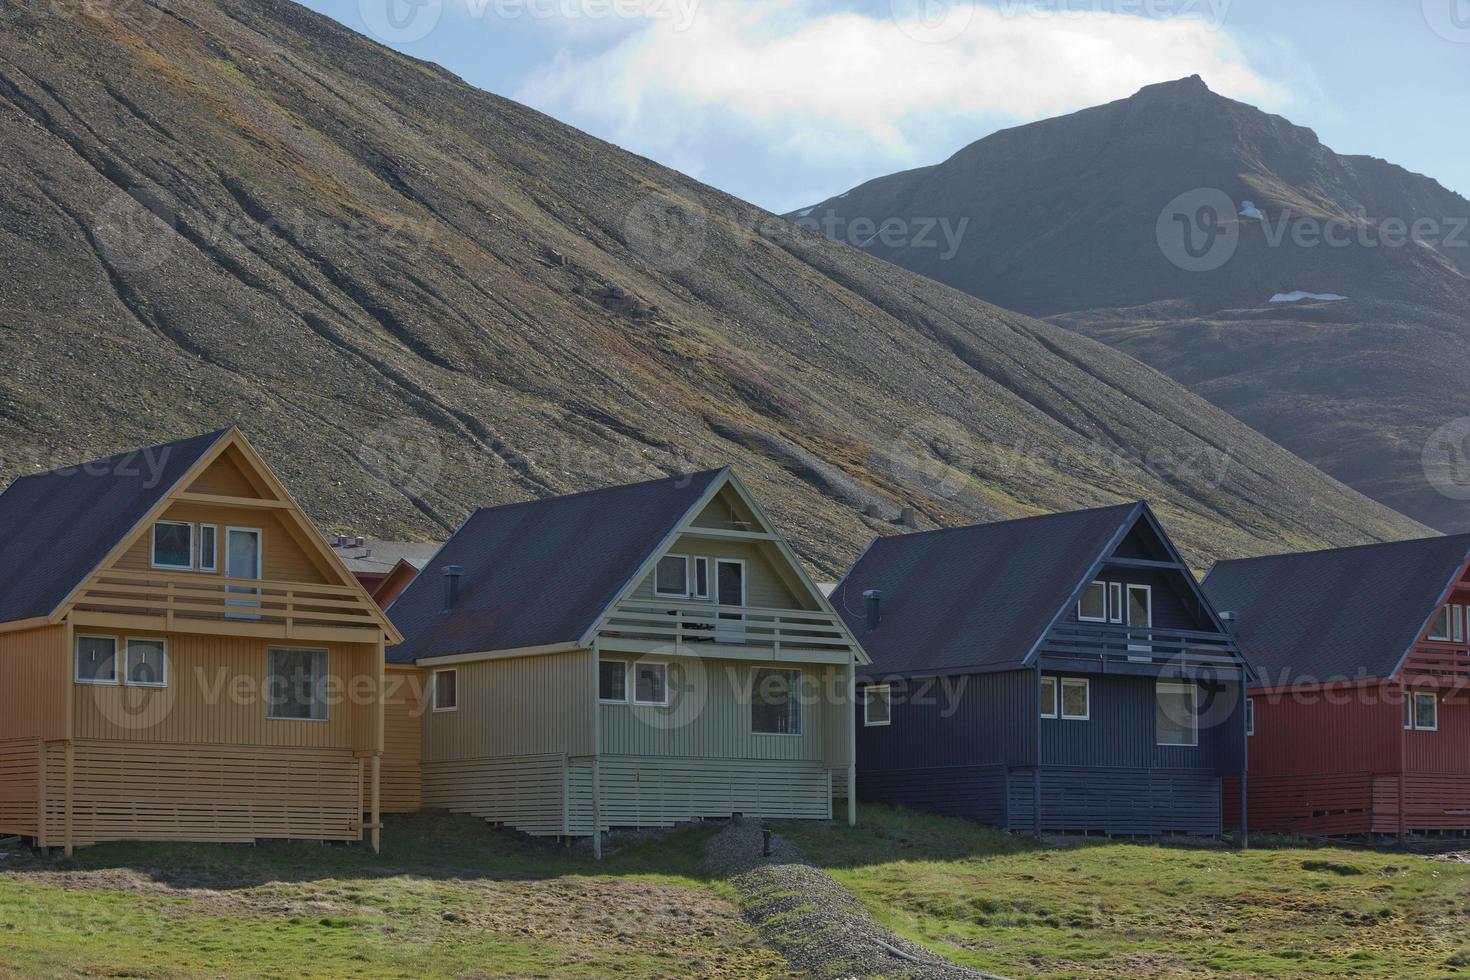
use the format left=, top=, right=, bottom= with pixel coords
left=515, top=1, right=1285, bottom=179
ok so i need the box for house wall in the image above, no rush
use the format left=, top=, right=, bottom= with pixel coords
left=109, top=502, right=328, bottom=585
left=627, top=536, right=806, bottom=610
left=381, top=665, right=423, bottom=813
left=1060, top=568, right=1207, bottom=631
left=1245, top=683, right=1401, bottom=779
left=0, top=626, right=67, bottom=839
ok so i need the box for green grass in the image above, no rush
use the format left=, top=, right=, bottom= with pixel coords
left=781, top=806, right=1470, bottom=978
left=0, top=812, right=790, bottom=979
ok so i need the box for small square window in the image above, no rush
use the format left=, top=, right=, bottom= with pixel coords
left=599, top=660, right=628, bottom=703
left=432, top=669, right=458, bottom=712
left=633, top=662, right=668, bottom=706
left=198, top=525, right=218, bottom=572
left=654, top=556, right=688, bottom=597
left=125, top=638, right=168, bottom=687
left=266, top=648, right=329, bottom=721
left=1040, top=676, right=1058, bottom=719
left=1156, top=682, right=1198, bottom=747
left=1078, top=581, right=1107, bottom=622
left=1245, top=698, right=1255, bottom=736
left=1060, top=678, right=1089, bottom=720
left=1429, top=606, right=1454, bottom=641
left=1413, top=691, right=1438, bottom=732
left=864, top=685, right=892, bottom=727
left=752, top=667, right=801, bottom=735
left=75, top=635, right=118, bottom=685
left=152, top=521, right=193, bottom=569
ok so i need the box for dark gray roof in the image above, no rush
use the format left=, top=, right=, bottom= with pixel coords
left=1203, top=535, right=1470, bottom=686
left=0, top=429, right=229, bottom=624
left=330, top=538, right=441, bottom=574
left=388, top=469, right=726, bottom=663
left=833, top=503, right=1141, bottom=677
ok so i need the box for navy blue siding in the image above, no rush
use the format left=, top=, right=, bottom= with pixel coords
left=1008, top=767, right=1223, bottom=835
left=1060, top=568, right=1210, bottom=631
left=858, top=765, right=1008, bottom=825
left=857, top=670, right=1035, bottom=771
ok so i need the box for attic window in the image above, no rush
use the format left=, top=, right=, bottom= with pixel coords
left=152, top=521, right=194, bottom=570
left=655, top=555, right=689, bottom=597
left=1078, top=581, right=1108, bottom=622
left=1429, top=606, right=1455, bottom=641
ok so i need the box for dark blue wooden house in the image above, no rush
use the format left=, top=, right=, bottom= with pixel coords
left=832, top=502, right=1249, bottom=836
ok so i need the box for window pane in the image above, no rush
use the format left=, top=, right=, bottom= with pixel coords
left=126, top=639, right=167, bottom=686
left=752, top=668, right=801, bottom=734
left=1405, top=694, right=1413, bottom=730
left=435, top=670, right=457, bottom=710
left=1415, top=693, right=1437, bottom=730
left=199, top=525, right=217, bottom=571
left=1040, top=676, right=1057, bottom=717
left=1078, top=582, right=1106, bottom=621
left=1156, top=684, right=1197, bottom=746
left=599, top=661, right=627, bottom=702
left=1245, top=698, right=1255, bottom=736
left=267, top=648, right=328, bottom=720
left=152, top=522, right=192, bottom=568
left=865, top=686, right=891, bottom=726
left=1431, top=607, right=1453, bottom=640
left=1061, top=679, right=1088, bottom=719
left=75, top=636, right=117, bottom=683
left=634, top=663, right=667, bottom=705
left=1109, top=583, right=1124, bottom=624
left=655, top=556, right=687, bottom=595
left=694, top=558, right=710, bottom=598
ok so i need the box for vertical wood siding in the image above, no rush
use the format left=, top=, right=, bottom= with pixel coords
left=0, top=625, right=67, bottom=742
left=1247, top=683, right=1401, bottom=778
left=1041, top=674, right=1242, bottom=772
left=421, top=650, right=594, bottom=762
left=627, top=537, right=806, bottom=610
left=857, top=670, right=1035, bottom=772
left=381, top=666, right=423, bottom=813
left=109, top=502, right=327, bottom=584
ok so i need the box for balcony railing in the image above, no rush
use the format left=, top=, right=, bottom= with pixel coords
left=69, top=569, right=384, bottom=642
left=598, top=599, right=856, bottom=658
left=1038, top=624, right=1242, bottom=669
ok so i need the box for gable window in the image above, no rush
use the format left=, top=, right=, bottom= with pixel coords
left=1060, top=678, right=1090, bottom=720
left=633, top=662, right=669, bottom=706
left=752, top=667, right=802, bottom=735
left=125, top=638, right=168, bottom=687
left=599, top=660, right=628, bottom=703
left=152, top=520, right=194, bottom=570
left=1156, top=681, right=1198, bottom=747
left=864, top=685, right=892, bottom=727
left=1040, top=676, right=1058, bottom=718
left=1406, top=691, right=1438, bottom=731
left=198, top=524, right=219, bottom=572
left=1245, top=697, right=1255, bottom=736
left=432, top=669, right=458, bottom=712
left=1109, top=582, right=1124, bottom=624
left=655, top=555, right=689, bottom=597
left=1429, top=606, right=1455, bottom=641
left=1457, top=605, right=1467, bottom=644
left=75, top=635, right=118, bottom=685
left=1078, top=581, right=1108, bottom=622
left=692, top=557, right=711, bottom=600
left=266, top=647, right=329, bottom=721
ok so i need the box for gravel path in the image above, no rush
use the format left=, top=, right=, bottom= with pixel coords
left=706, top=820, right=1005, bottom=979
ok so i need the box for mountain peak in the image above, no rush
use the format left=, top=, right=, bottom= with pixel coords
left=1134, top=74, right=1215, bottom=99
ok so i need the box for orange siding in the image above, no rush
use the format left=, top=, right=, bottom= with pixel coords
left=382, top=666, right=423, bottom=813
left=0, top=625, right=67, bottom=742
left=109, top=503, right=328, bottom=584
left=0, top=739, right=41, bottom=838
left=186, top=449, right=266, bottom=497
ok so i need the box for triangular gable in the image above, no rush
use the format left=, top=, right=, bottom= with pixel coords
left=1385, top=549, right=1470, bottom=681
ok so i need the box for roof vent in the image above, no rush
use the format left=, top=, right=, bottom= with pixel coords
left=335, top=534, right=348, bottom=548
left=899, top=507, right=918, bottom=529
left=863, top=589, right=883, bottom=631
left=442, top=565, right=464, bottom=614
left=355, top=536, right=366, bottom=549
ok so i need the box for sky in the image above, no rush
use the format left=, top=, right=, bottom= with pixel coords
left=302, top=0, right=1470, bottom=214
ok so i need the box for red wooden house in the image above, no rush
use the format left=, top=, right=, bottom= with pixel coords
left=1204, top=534, right=1470, bottom=837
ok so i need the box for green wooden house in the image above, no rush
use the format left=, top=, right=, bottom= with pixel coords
left=387, top=468, right=869, bottom=852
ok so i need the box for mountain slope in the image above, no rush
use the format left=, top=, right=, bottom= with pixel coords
left=0, top=7, right=1424, bottom=573
left=793, top=76, right=1470, bottom=533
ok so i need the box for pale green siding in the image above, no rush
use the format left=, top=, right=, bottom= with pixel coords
left=421, top=650, right=595, bottom=763
left=627, top=536, right=809, bottom=610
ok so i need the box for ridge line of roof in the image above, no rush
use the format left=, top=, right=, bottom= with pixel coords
left=1210, top=532, right=1470, bottom=571
left=457, top=467, right=727, bottom=522
left=866, top=500, right=1142, bottom=546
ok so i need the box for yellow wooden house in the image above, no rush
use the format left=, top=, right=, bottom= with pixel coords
left=0, top=428, right=401, bottom=854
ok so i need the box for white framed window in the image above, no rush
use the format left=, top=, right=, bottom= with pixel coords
left=1156, top=681, right=1198, bottom=747
left=654, top=555, right=689, bottom=598
left=864, top=685, right=892, bottom=727
left=198, top=524, right=219, bottom=572
left=1245, top=697, right=1255, bottom=736
left=266, top=647, right=330, bottom=721
left=432, top=669, right=458, bottom=712
left=1078, top=581, right=1108, bottom=622
left=1060, top=678, right=1090, bottom=721
left=752, top=667, right=802, bottom=735
left=151, top=520, right=194, bottom=570
left=599, top=660, right=628, bottom=703
left=75, top=635, right=119, bottom=685
left=125, top=638, right=168, bottom=687
left=1408, top=691, right=1438, bottom=732
left=1109, top=582, right=1124, bottom=624
left=692, top=557, right=711, bottom=600
left=1040, top=676, right=1058, bottom=719
left=1429, top=606, right=1453, bottom=641
left=1456, top=605, right=1466, bottom=644
left=632, top=661, right=669, bottom=706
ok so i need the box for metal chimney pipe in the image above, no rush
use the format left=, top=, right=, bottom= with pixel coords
left=863, top=589, right=883, bottom=631
left=443, top=565, right=464, bottom=613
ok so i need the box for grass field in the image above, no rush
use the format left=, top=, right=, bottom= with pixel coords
left=784, top=806, right=1470, bottom=978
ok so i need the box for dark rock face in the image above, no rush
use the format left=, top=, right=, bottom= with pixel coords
left=0, top=9, right=1423, bottom=573
left=793, top=77, right=1470, bottom=533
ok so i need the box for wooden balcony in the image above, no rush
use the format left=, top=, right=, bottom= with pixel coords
left=1038, top=624, right=1243, bottom=674
left=68, top=570, right=385, bottom=644
left=597, top=599, right=856, bottom=663
left=1403, top=642, right=1470, bottom=682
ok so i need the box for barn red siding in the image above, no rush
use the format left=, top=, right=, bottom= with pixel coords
left=1246, top=683, right=1400, bottom=779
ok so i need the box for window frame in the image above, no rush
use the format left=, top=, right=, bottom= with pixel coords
left=124, top=637, right=169, bottom=689
left=1039, top=675, right=1058, bottom=719
left=1411, top=691, right=1439, bottom=732
left=1155, top=680, right=1199, bottom=747
left=1077, top=581, right=1108, bottom=623
left=197, top=523, right=219, bottom=573
left=1456, top=604, right=1467, bottom=644
left=1059, top=677, right=1090, bottom=721
left=1429, top=606, right=1454, bottom=641
left=431, top=668, right=458, bottom=713
left=863, top=685, right=892, bottom=727
left=74, top=634, right=120, bottom=686
left=692, top=556, right=711, bottom=600
left=265, top=647, right=331, bottom=723
left=598, top=659, right=629, bottom=704
left=1245, top=697, right=1255, bottom=736
left=631, top=660, right=670, bottom=707
left=654, top=554, right=690, bottom=598
left=1108, top=582, right=1124, bottom=624
left=151, top=520, right=195, bottom=571
left=750, top=667, right=803, bottom=736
